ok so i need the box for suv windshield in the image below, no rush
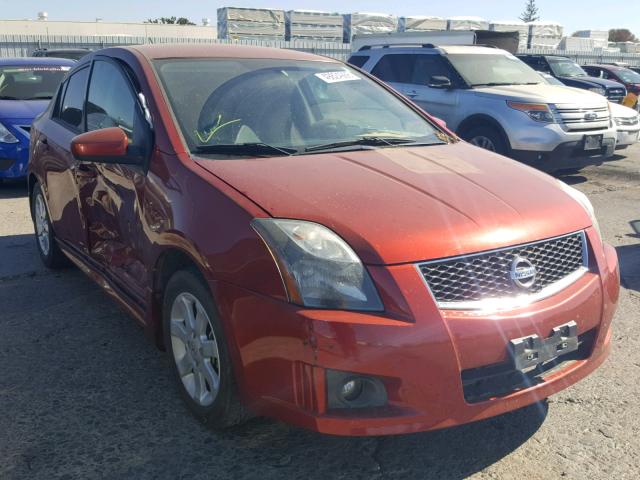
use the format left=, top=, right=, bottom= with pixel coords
left=447, top=53, right=543, bottom=87
left=548, top=58, right=588, bottom=78
left=0, top=65, right=70, bottom=100
left=154, top=58, right=446, bottom=156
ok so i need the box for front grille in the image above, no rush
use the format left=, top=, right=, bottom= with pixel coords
left=606, top=88, right=626, bottom=104
left=16, top=125, right=31, bottom=138
left=461, top=329, right=596, bottom=404
left=418, top=232, right=587, bottom=308
left=553, top=105, right=610, bottom=131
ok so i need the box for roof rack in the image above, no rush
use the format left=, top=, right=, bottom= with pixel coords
left=358, top=43, right=437, bottom=51
left=357, top=43, right=500, bottom=52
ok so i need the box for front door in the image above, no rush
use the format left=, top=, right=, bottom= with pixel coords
left=80, top=58, right=150, bottom=302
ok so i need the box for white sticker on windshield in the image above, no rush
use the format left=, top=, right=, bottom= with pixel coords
left=314, top=70, right=361, bottom=84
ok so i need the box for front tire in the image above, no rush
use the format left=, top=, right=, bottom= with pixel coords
left=163, top=270, right=247, bottom=429
left=462, top=125, right=509, bottom=156
left=31, top=182, right=69, bottom=269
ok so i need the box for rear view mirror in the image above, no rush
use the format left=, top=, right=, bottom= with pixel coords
left=71, top=127, right=138, bottom=164
left=428, top=76, right=452, bottom=89
left=432, top=116, right=447, bottom=129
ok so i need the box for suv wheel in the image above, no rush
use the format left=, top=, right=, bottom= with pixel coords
left=463, top=126, right=508, bottom=155
left=31, top=182, right=69, bottom=269
left=163, top=270, right=248, bottom=429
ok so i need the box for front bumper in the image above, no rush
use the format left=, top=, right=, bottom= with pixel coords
left=615, top=127, right=640, bottom=148
left=0, top=120, right=30, bottom=179
left=212, top=230, right=619, bottom=436
left=511, top=137, right=616, bottom=172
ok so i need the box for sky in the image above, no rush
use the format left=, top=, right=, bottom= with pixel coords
left=0, top=0, right=635, bottom=36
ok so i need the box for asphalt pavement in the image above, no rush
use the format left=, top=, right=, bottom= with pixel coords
left=1, top=147, right=639, bottom=479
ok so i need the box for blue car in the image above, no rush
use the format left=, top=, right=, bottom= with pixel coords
left=0, top=58, right=75, bottom=180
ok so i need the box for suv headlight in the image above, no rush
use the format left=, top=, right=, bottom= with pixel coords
left=557, top=180, right=601, bottom=239
left=0, top=122, right=18, bottom=144
left=507, top=101, right=556, bottom=123
left=252, top=219, right=383, bottom=311
left=588, top=87, right=606, bottom=96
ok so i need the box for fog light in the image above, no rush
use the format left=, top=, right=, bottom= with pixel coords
left=341, top=378, right=364, bottom=402
left=327, top=370, right=388, bottom=409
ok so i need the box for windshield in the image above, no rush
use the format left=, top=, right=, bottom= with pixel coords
left=615, top=68, right=640, bottom=83
left=548, top=58, right=588, bottom=78
left=0, top=65, right=70, bottom=100
left=154, top=58, right=445, bottom=156
left=447, top=53, right=544, bottom=87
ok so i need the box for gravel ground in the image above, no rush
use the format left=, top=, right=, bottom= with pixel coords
left=1, top=147, right=639, bottom=480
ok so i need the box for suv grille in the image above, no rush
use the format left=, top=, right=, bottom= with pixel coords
left=417, top=232, right=587, bottom=309
left=553, top=105, right=610, bottom=131
left=606, top=87, right=626, bottom=104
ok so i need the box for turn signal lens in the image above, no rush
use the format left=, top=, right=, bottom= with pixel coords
left=507, top=101, right=556, bottom=123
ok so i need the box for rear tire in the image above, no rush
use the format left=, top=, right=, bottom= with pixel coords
left=163, top=269, right=248, bottom=429
left=462, top=125, right=509, bottom=156
left=31, top=182, right=69, bottom=269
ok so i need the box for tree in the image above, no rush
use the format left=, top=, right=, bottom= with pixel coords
left=608, top=29, right=638, bottom=43
left=147, top=16, right=195, bottom=25
left=519, top=0, right=540, bottom=22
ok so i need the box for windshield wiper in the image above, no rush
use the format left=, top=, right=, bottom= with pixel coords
left=0, top=95, right=19, bottom=100
left=470, top=82, right=520, bottom=87
left=304, top=137, right=432, bottom=153
left=193, top=142, right=298, bottom=157
left=26, top=95, right=53, bottom=100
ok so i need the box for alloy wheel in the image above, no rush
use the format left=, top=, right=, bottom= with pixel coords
left=34, top=192, right=50, bottom=256
left=170, top=292, right=221, bottom=406
left=469, top=135, right=497, bottom=152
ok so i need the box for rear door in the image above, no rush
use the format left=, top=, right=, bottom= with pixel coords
left=81, top=58, right=150, bottom=302
left=39, top=66, right=91, bottom=253
left=370, top=53, right=460, bottom=124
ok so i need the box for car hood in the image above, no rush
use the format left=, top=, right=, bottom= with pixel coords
left=610, top=101, right=638, bottom=119
left=557, top=75, right=624, bottom=90
left=473, top=83, right=608, bottom=106
left=0, top=99, right=50, bottom=120
left=195, top=143, right=591, bottom=265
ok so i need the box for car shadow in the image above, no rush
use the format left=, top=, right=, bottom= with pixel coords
left=0, top=178, right=28, bottom=199
left=555, top=173, right=588, bottom=185
left=219, top=401, right=548, bottom=479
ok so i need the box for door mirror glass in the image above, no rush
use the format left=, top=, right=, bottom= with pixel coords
left=428, top=75, right=452, bottom=89
left=71, top=127, right=138, bottom=163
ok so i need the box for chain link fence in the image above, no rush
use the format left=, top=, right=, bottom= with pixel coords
left=2, top=35, right=640, bottom=66
left=0, top=34, right=353, bottom=61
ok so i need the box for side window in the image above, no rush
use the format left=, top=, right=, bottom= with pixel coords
left=536, top=59, right=551, bottom=73
left=86, top=60, right=136, bottom=139
left=348, top=55, right=370, bottom=68
left=412, top=56, right=454, bottom=84
left=57, top=68, right=89, bottom=130
left=371, top=54, right=417, bottom=83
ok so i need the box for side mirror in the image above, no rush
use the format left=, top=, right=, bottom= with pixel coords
left=432, top=116, right=447, bottom=129
left=428, top=75, right=452, bottom=89
left=71, top=127, right=136, bottom=164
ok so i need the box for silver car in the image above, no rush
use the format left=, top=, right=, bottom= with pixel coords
left=349, top=45, right=617, bottom=172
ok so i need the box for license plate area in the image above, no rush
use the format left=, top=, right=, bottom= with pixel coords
left=583, top=134, right=603, bottom=151
left=508, top=321, right=579, bottom=372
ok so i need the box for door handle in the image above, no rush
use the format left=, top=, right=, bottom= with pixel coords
left=404, top=90, right=419, bottom=99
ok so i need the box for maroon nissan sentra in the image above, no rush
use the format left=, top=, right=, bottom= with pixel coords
left=27, top=45, right=619, bottom=436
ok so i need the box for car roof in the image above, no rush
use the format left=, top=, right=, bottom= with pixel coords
left=124, top=44, right=337, bottom=63
left=0, top=57, right=77, bottom=66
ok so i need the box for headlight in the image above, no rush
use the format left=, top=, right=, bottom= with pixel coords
left=0, top=122, right=18, bottom=144
left=252, top=218, right=383, bottom=311
left=557, top=180, right=601, bottom=239
left=588, top=87, right=606, bottom=96
left=614, top=117, right=622, bottom=126
left=507, top=101, right=556, bottom=123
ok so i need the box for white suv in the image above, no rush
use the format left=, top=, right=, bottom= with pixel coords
left=349, top=45, right=617, bottom=172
